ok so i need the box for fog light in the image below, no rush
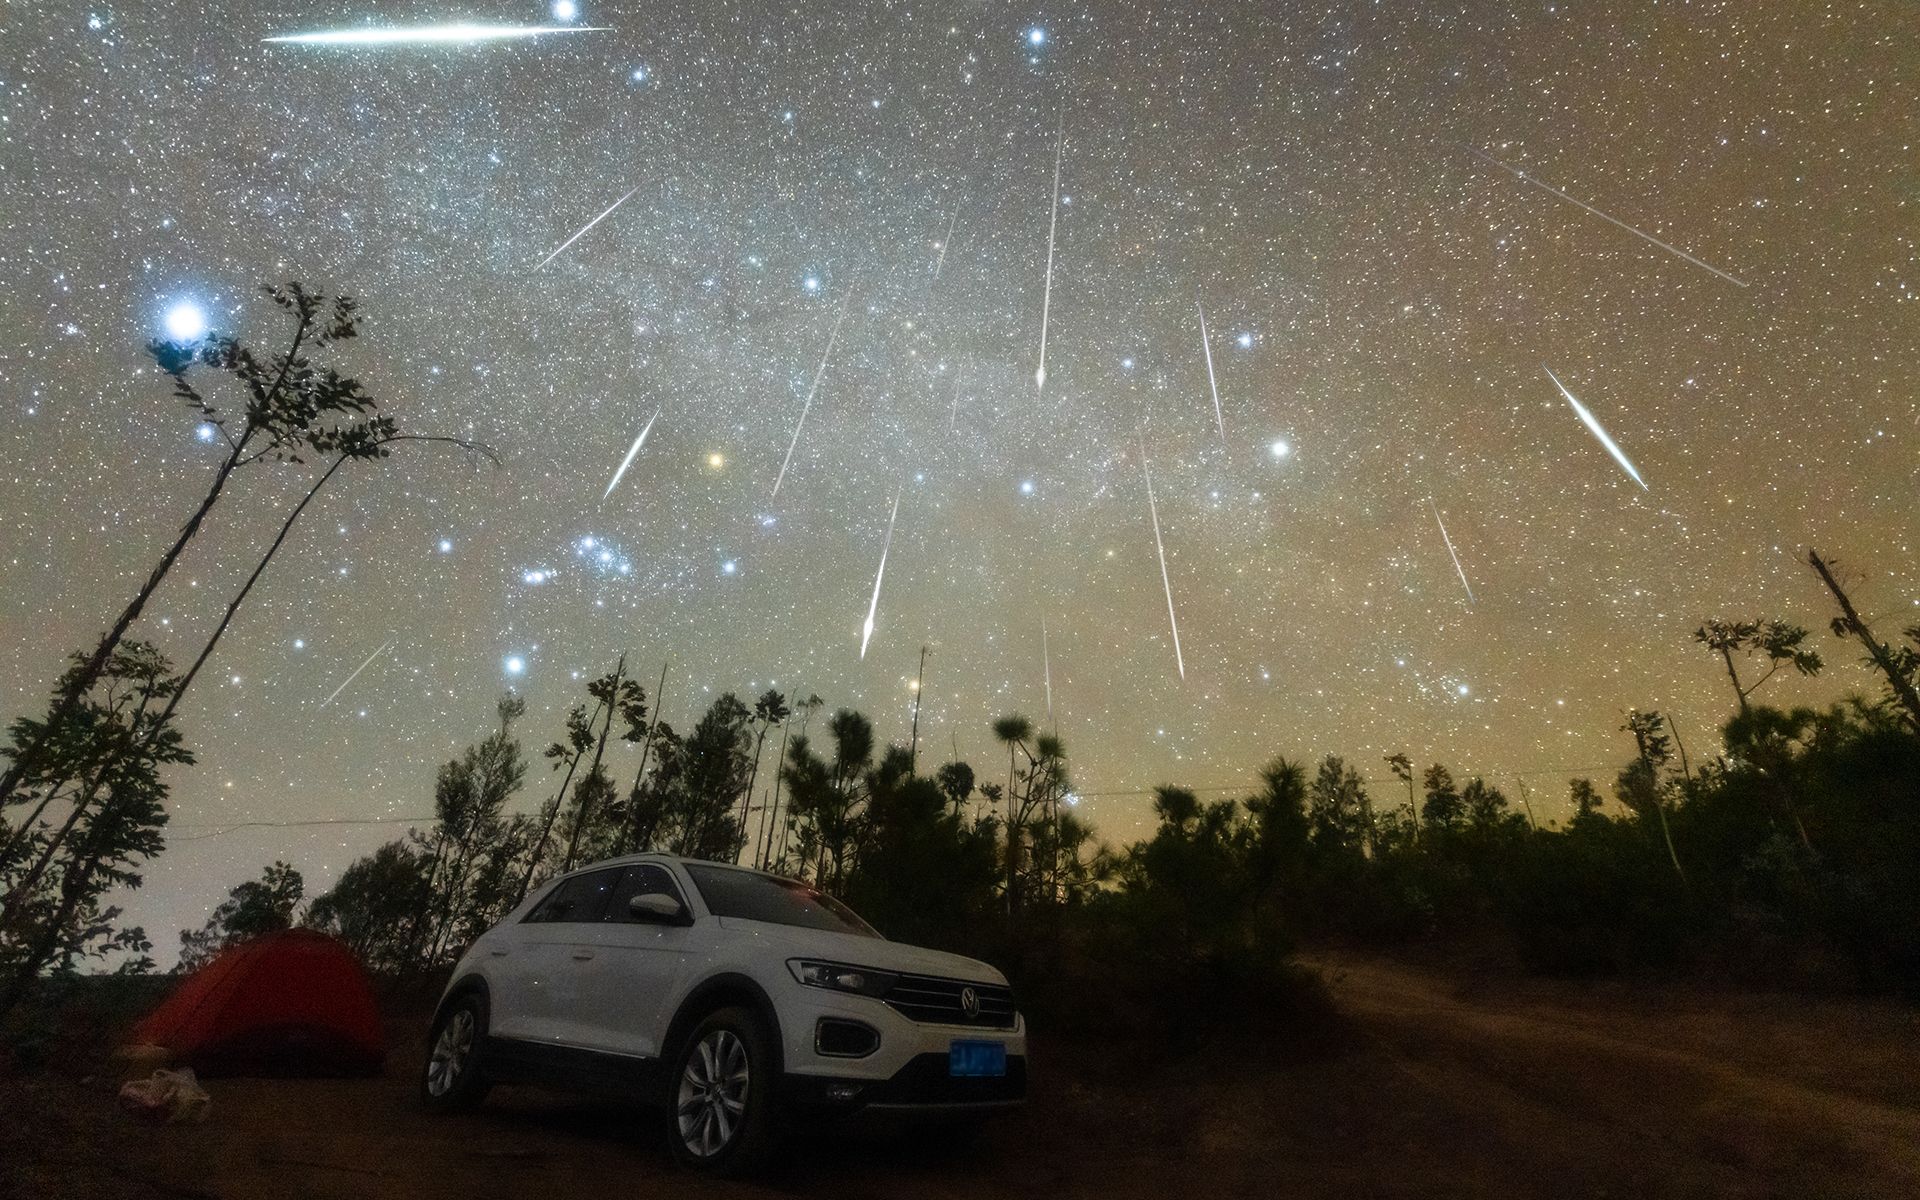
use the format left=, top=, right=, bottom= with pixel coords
left=815, top=1018, right=881, bottom=1058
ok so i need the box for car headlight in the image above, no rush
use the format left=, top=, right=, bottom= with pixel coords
left=788, top=959, right=899, bottom=998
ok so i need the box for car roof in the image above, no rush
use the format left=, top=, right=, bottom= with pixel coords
left=557, top=853, right=786, bottom=882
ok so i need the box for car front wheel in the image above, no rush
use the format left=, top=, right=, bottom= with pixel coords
left=668, top=1006, right=777, bottom=1174
left=421, top=993, right=492, bottom=1112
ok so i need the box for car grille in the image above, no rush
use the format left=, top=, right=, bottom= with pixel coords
left=883, top=973, right=1017, bottom=1030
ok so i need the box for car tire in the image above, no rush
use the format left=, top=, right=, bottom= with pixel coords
left=666, top=1006, right=779, bottom=1175
left=421, top=992, right=492, bottom=1113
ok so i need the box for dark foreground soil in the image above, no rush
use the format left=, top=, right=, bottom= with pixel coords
left=7, top=951, right=1919, bottom=1199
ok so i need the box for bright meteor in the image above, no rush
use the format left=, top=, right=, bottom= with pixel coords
left=772, top=278, right=858, bottom=499
left=1140, top=438, right=1186, bottom=681
left=264, top=24, right=607, bottom=46
left=1467, top=147, right=1749, bottom=289
left=1429, top=497, right=1476, bottom=605
left=1196, top=298, right=1225, bottom=444
left=1035, top=115, right=1064, bottom=392
left=534, top=187, right=639, bottom=271
left=1544, top=366, right=1648, bottom=490
left=859, top=490, right=902, bottom=659
left=319, top=638, right=395, bottom=709
left=602, top=408, right=660, bottom=501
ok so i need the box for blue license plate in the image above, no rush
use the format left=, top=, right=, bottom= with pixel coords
left=949, top=1040, right=1007, bottom=1077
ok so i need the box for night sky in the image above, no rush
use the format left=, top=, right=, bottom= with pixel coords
left=2, top=2, right=1914, bottom=953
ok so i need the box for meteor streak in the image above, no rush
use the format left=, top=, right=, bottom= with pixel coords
left=1429, top=497, right=1475, bottom=605
left=859, top=490, right=902, bottom=659
left=1544, top=366, right=1648, bottom=490
left=949, top=365, right=963, bottom=432
left=534, top=187, right=639, bottom=271
left=1041, top=616, right=1054, bottom=722
left=933, top=205, right=959, bottom=279
left=266, top=24, right=606, bottom=46
left=602, top=408, right=659, bottom=501
left=1467, top=147, right=1749, bottom=288
left=1196, top=298, right=1225, bottom=443
left=1140, top=438, right=1186, bottom=681
left=772, top=278, right=858, bottom=499
left=319, top=638, right=395, bottom=709
left=1035, top=115, right=1064, bottom=391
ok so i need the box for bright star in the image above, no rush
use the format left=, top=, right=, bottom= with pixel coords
left=1269, top=438, right=1291, bottom=459
left=164, top=300, right=207, bottom=342
left=293, top=639, right=306, bottom=650
left=722, top=560, right=738, bottom=575
left=1019, top=480, right=1036, bottom=495
left=437, top=538, right=453, bottom=553
left=708, top=452, right=725, bottom=469
left=802, top=275, right=821, bottom=292
left=1236, top=332, right=1253, bottom=349
left=1027, top=27, right=1047, bottom=45
left=1457, top=684, right=1471, bottom=696
left=551, top=0, right=579, bottom=21
left=504, top=655, right=526, bottom=676
left=194, top=422, right=218, bottom=443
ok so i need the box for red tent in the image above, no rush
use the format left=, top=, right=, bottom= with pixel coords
left=133, top=929, right=384, bottom=1077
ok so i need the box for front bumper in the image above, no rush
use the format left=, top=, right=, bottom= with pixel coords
left=785, top=1052, right=1028, bottom=1112
left=776, top=982, right=1027, bottom=1113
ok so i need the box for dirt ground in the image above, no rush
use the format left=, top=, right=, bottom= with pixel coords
left=8, top=950, right=1920, bottom=1199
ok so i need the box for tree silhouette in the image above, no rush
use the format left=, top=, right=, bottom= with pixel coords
left=178, top=861, right=303, bottom=972
left=1692, top=619, right=1823, bottom=715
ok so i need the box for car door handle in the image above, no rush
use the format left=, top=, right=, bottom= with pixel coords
left=571, top=950, right=595, bottom=961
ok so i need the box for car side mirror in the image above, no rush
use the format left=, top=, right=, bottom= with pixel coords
left=629, top=892, right=688, bottom=925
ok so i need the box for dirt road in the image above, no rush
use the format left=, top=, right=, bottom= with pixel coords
left=11, top=952, right=1920, bottom=1199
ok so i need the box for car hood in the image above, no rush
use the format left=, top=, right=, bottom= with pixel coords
left=713, top=917, right=1008, bottom=985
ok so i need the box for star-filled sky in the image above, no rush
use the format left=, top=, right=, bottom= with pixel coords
left=2, top=1, right=1915, bottom=952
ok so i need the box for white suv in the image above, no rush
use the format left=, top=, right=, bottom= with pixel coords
left=421, top=854, right=1027, bottom=1173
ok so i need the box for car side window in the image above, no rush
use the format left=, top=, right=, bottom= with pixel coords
left=523, top=868, right=620, bottom=923
left=604, top=864, right=688, bottom=923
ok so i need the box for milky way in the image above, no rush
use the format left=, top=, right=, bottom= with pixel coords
left=1, top=2, right=1913, bottom=946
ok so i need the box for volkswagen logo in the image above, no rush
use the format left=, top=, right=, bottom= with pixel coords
left=959, top=986, right=980, bottom=1020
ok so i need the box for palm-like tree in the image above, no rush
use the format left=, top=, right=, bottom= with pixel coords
left=992, top=715, right=1034, bottom=913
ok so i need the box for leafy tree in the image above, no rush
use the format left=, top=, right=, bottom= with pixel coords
left=0, top=285, right=367, bottom=812
left=0, top=643, right=187, bottom=1014
left=1306, top=755, right=1372, bottom=855
left=1692, top=619, right=1823, bottom=715
left=934, top=760, right=975, bottom=810
left=1420, top=764, right=1462, bottom=829
left=735, top=690, right=790, bottom=851
left=178, top=861, right=303, bottom=971
left=409, top=695, right=531, bottom=963
left=647, top=694, right=753, bottom=861
left=1619, top=710, right=1686, bottom=883
left=304, top=841, right=428, bottom=974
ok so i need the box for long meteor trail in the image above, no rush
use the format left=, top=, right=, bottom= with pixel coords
left=1196, top=298, right=1225, bottom=443
left=265, top=24, right=607, bottom=46
left=534, top=187, right=639, bottom=271
left=933, top=205, right=959, bottom=279
left=1429, top=497, right=1476, bottom=605
left=859, top=490, right=902, bottom=659
left=320, top=638, right=395, bottom=709
left=772, top=279, right=858, bottom=499
left=1035, top=116, right=1064, bottom=392
left=1140, top=439, right=1187, bottom=681
left=1544, top=366, right=1649, bottom=490
left=602, top=408, right=660, bottom=501
left=1467, top=147, right=1749, bottom=288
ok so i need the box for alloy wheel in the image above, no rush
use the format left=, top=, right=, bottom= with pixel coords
left=426, top=1008, right=475, bottom=1098
left=676, top=1028, right=750, bottom=1158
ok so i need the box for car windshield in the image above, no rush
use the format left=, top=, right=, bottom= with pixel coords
left=683, top=864, right=881, bottom=939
